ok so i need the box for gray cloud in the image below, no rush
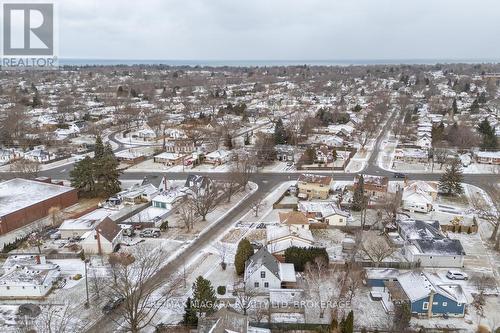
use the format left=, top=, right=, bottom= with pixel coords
left=56, top=0, right=500, bottom=60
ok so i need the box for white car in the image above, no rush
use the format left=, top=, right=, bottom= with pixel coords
left=446, top=270, right=468, bottom=280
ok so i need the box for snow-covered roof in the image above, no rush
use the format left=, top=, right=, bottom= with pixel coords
left=0, top=178, right=75, bottom=217
left=278, top=263, right=296, bottom=283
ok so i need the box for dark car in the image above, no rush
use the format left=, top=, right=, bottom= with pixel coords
left=393, top=172, right=406, bottom=179
left=102, top=297, right=125, bottom=314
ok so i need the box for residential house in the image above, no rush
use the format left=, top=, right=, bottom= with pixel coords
left=398, top=219, right=465, bottom=267
left=354, top=174, right=388, bottom=199
left=244, top=247, right=297, bottom=292
left=275, top=145, right=295, bottom=162
left=474, top=151, right=500, bottom=165
left=0, top=255, right=60, bottom=299
left=402, top=181, right=438, bottom=213
left=388, top=271, right=467, bottom=317
left=205, top=149, right=231, bottom=165
left=297, top=173, right=332, bottom=200
left=297, top=201, right=349, bottom=226
left=164, top=139, right=195, bottom=154
left=117, top=182, right=159, bottom=204
left=279, top=211, right=310, bottom=230
left=394, top=148, right=428, bottom=164
left=153, top=152, right=185, bottom=166
left=80, top=217, right=123, bottom=255
left=266, top=225, right=314, bottom=257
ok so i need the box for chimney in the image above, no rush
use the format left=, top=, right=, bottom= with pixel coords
left=35, top=255, right=41, bottom=264
left=96, top=229, right=103, bottom=256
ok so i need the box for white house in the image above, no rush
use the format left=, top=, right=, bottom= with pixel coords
left=297, top=201, right=349, bottom=226
left=266, top=225, right=314, bottom=256
left=80, top=217, right=123, bottom=255
left=402, top=189, right=433, bottom=213
left=0, top=255, right=60, bottom=299
left=398, top=219, right=465, bottom=268
left=205, top=149, right=231, bottom=165
left=244, top=247, right=296, bottom=293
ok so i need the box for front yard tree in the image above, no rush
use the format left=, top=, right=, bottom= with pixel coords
left=477, top=119, right=498, bottom=150
left=108, top=245, right=173, bottom=333
left=439, top=159, right=464, bottom=196
left=234, top=238, right=254, bottom=276
left=303, top=147, right=317, bottom=164
left=95, top=143, right=121, bottom=196
left=192, top=276, right=217, bottom=318
left=352, top=175, right=366, bottom=211
left=94, top=135, right=105, bottom=159
left=190, top=182, right=219, bottom=221
left=70, top=156, right=95, bottom=195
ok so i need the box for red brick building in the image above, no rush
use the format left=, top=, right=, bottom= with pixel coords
left=0, top=178, right=78, bottom=235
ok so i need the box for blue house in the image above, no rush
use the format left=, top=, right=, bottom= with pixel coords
left=393, top=271, right=467, bottom=317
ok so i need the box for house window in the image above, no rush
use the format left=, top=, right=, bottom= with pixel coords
left=261, top=271, right=266, bottom=278
left=264, top=282, right=269, bottom=288
left=443, top=302, right=447, bottom=307
left=254, top=282, right=259, bottom=288
left=339, top=218, right=343, bottom=223
left=422, top=302, right=429, bottom=310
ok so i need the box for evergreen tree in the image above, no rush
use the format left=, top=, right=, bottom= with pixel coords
left=182, top=297, right=198, bottom=326
left=70, top=157, right=95, bottom=195
left=352, top=175, right=366, bottom=211
left=192, top=276, right=217, bottom=317
left=95, top=149, right=121, bottom=196
left=303, top=147, right=317, bottom=164
left=94, top=135, right=105, bottom=159
left=234, top=238, right=254, bottom=276
left=393, top=302, right=411, bottom=332
left=332, top=149, right=338, bottom=161
left=477, top=119, right=498, bottom=150
left=439, top=159, right=464, bottom=196
left=342, top=310, right=354, bottom=333
left=470, top=99, right=480, bottom=113
left=452, top=98, right=458, bottom=114
left=274, top=118, right=287, bottom=145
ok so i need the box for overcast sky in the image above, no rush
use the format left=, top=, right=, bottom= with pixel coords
left=57, top=0, right=500, bottom=60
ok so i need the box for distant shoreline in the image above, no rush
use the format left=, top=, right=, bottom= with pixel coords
left=59, top=58, right=500, bottom=67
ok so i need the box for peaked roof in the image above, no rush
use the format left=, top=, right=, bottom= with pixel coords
left=297, top=173, right=332, bottom=185
left=245, top=247, right=280, bottom=280
left=279, top=211, right=309, bottom=225
left=96, top=217, right=122, bottom=242
left=397, top=271, right=467, bottom=304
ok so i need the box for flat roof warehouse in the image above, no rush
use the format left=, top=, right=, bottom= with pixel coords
left=0, top=178, right=74, bottom=217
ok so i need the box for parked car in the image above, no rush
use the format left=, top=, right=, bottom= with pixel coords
left=139, top=228, right=161, bottom=238
left=393, top=172, right=406, bottom=179
left=446, top=270, right=468, bottom=280
left=49, top=230, right=61, bottom=240
left=102, top=297, right=125, bottom=314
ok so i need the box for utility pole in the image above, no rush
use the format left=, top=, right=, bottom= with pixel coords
left=84, top=258, right=90, bottom=308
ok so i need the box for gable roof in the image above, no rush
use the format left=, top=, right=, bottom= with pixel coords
left=414, top=238, right=465, bottom=256
left=297, top=173, right=332, bottom=186
left=279, top=211, right=309, bottom=225
left=398, top=219, right=443, bottom=241
left=245, top=247, right=280, bottom=280
left=397, top=271, right=467, bottom=304
left=96, top=217, right=122, bottom=242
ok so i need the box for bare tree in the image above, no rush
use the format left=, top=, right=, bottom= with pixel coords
left=37, top=303, right=84, bottom=333
left=178, top=198, right=197, bottom=231
left=9, top=158, right=41, bottom=179
left=234, top=287, right=257, bottom=316
left=251, top=197, right=266, bottom=217
left=304, top=256, right=334, bottom=319
left=470, top=189, right=500, bottom=249
left=360, top=233, right=394, bottom=266
left=189, top=182, right=219, bottom=221
left=108, top=245, right=174, bottom=333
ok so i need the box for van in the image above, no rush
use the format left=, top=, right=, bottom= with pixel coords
left=139, top=228, right=161, bottom=238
